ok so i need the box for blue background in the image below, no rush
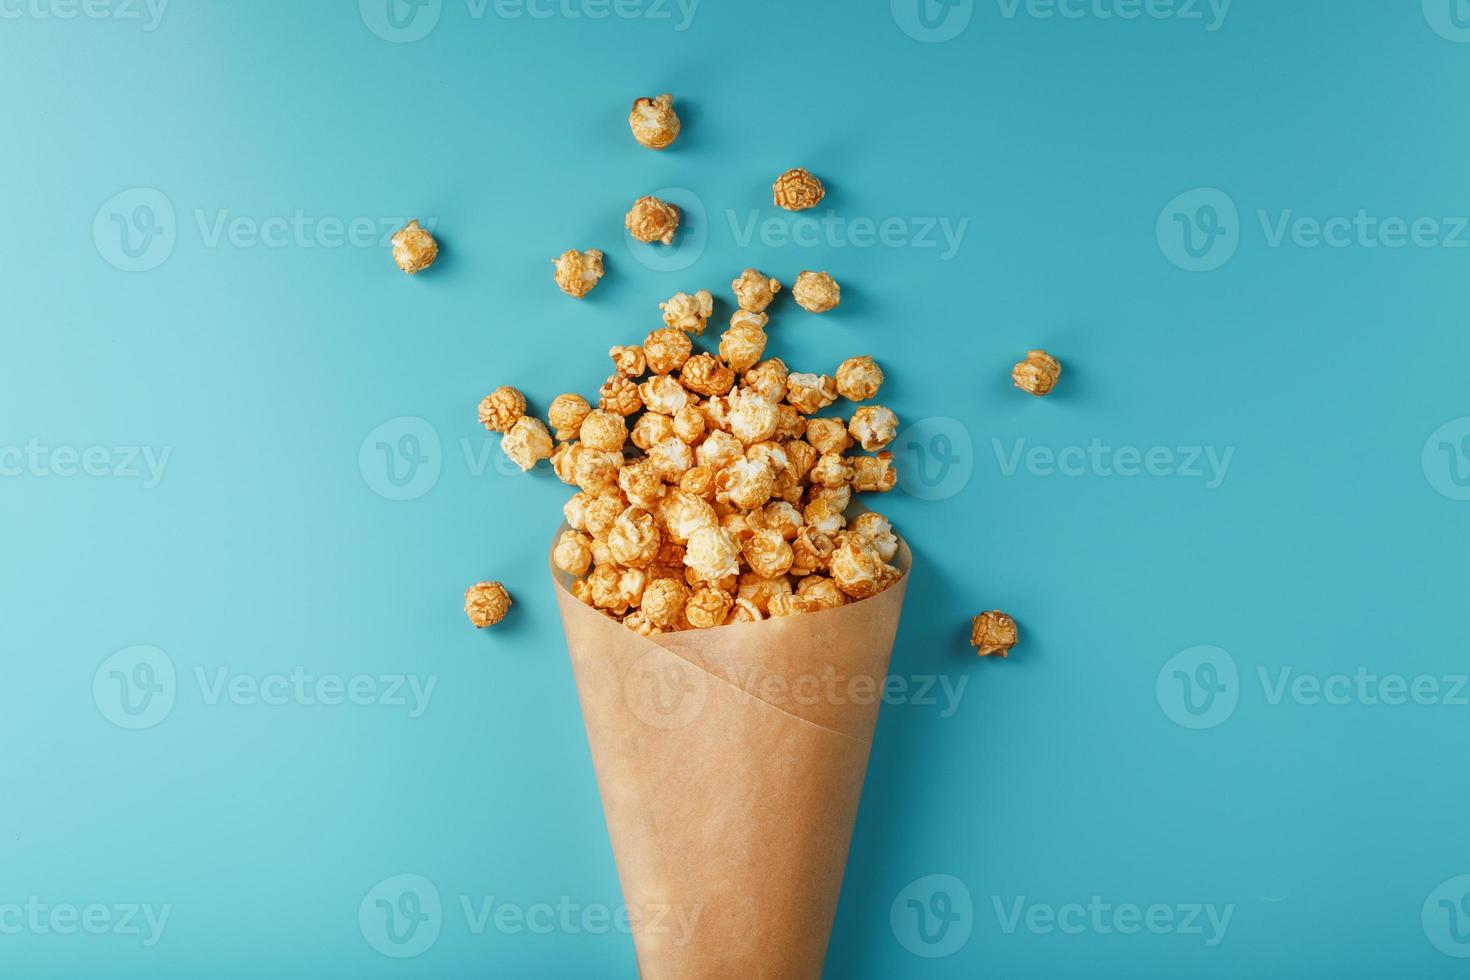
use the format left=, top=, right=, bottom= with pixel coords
left=4, top=0, right=1470, bottom=976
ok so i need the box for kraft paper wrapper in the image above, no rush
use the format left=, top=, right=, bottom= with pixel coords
left=551, top=530, right=911, bottom=980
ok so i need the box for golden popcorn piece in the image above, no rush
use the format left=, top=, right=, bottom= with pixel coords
left=773, top=167, right=825, bottom=212
left=659, top=489, right=718, bottom=544
left=1013, top=349, right=1061, bottom=396
left=609, top=345, right=647, bottom=379
left=584, top=493, right=624, bottom=539
left=608, top=507, right=663, bottom=568
left=790, top=526, right=835, bottom=577
left=810, top=452, right=855, bottom=489
left=391, top=219, right=438, bottom=275
left=648, top=436, right=694, bottom=482
left=731, top=268, right=783, bottom=313
left=719, top=319, right=769, bottom=373
left=743, top=357, right=788, bottom=403
left=850, top=511, right=899, bottom=563
left=553, top=530, right=595, bottom=577
left=695, top=429, right=744, bottom=470
left=685, top=587, right=734, bottom=629
left=785, top=372, right=839, bottom=414
left=548, top=393, right=591, bottom=442
left=804, top=417, right=852, bottom=455
left=835, top=356, right=884, bottom=402
left=793, top=270, right=841, bottom=313
left=579, top=409, right=628, bottom=453
left=641, top=577, right=691, bottom=629
left=599, top=374, right=644, bottom=417
left=797, top=575, right=849, bottom=610
left=849, top=405, right=899, bottom=453
left=672, top=405, right=705, bottom=445
left=629, top=93, right=681, bottom=150
left=727, top=391, right=779, bottom=445
left=684, top=524, right=741, bottom=583
left=742, top=528, right=794, bottom=579
left=678, top=465, right=718, bottom=501
left=626, top=195, right=681, bottom=245
left=464, top=581, right=511, bottom=628
left=803, top=495, right=848, bottom=536
left=643, top=327, right=694, bottom=376
left=552, top=248, right=605, bottom=299
left=830, top=534, right=889, bottom=600
left=618, top=459, right=667, bottom=511
left=680, top=353, right=736, bottom=398
left=726, top=597, right=764, bottom=625
left=971, top=610, right=1018, bottom=658
left=716, top=457, right=776, bottom=511
left=478, top=386, right=526, bottom=434
left=631, top=411, right=677, bottom=452
left=768, top=593, right=825, bottom=618
left=501, top=416, right=554, bottom=472
left=638, top=375, right=692, bottom=416
left=851, top=452, right=897, bottom=493
left=660, top=290, right=715, bottom=335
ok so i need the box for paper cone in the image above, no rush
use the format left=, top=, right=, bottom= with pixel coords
left=552, top=532, right=911, bottom=980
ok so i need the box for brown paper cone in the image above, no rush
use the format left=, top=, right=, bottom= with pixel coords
left=552, top=532, right=911, bottom=980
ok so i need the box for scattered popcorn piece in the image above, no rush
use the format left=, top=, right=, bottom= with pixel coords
left=631, top=411, right=677, bottom=451
left=553, top=531, right=594, bottom=577
left=681, top=353, right=736, bottom=398
left=609, top=507, right=662, bottom=568
left=793, top=271, right=841, bottom=313
left=609, top=345, right=647, bottom=379
left=579, top=410, right=628, bottom=453
left=835, top=356, right=884, bottom=402
left=744, top=358, right=789, bottom=403
left=719, top=319, right=768, bottom=373
left=716, top=457, right=776, bottom=511
left=644, top=327, right=694, bottom=376
left=727, top=391, right=779, bottom=445
left=830, top=534, right=888, bottom=600
left=804, top=417, right=852, bottom=455
left=971, top=610, right=1018, bottom=657
left=660, top=290, right=715, bottom=334
left=773, top=168, right=825, bottom=212
left=672, top=405, right=705, bottom=444
left=501, top=416, right=554, bottom=472
left=629, top=93, right=681, bottom=150
left=851, top=452, right=897, bottom=493
left=599, top=374, right=644, bottom=417
left=478, top=386, right=526, bottom=434
left=464, top=581, right=511, bottom=628
left=1013, top=349, right=1061, bottom=396
left=639, top=375, right=692, bottom=416
left=618, top=459, right=667, bottom=511
left=849, top=405, right=899, bottom=452
left=553, top=248, right=605, bottom=298
left=785, top=373, right=838, bottom=414
left=625, top=195, right=681, bottom=245
left=548, top=393, right=592, bottom=442
left=391, top=219, right=438, bottom=275
left=731, top=269, right=783, bottom=313
left=850, top=512, right=899, bottom=563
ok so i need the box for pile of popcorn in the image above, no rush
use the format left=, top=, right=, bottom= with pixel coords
left=477, top=268, right=905, bottom=634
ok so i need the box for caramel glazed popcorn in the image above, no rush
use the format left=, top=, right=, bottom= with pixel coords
left=484, top=271, right=905, bottom=633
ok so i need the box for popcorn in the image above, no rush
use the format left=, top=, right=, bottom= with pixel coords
left=797, top=575, right=848, bottom=610
left=464, top=581, right=511, bottom=627
left=835, top=356, right=883, bottom=402
left=629, top=93, right=680, bottom=149
left=638, top=375, right=692, bottom=416
left=738, top=572, right=792, bottom=614
left=851, top=453, right=897, bottom=493
left=479, top=386, right=526, bottom=434
left=563, top=491, right=592, bottom=531
left=793, top=271, right=841, bottom=313
left=631, top=411, right=676, bottom=451
left=810, top=452, right=855, bottom=489
left=727, top=597, right=764, bottom=624
left=618, top=459, right=667, bottom=511
left=553, top=248, right=605, bottom=298
left=716, top=457, right=776, bottom=511
left=731, top=269, right=782, bottom=312
left=640, top=577, right=690, bottom=629
left=803, top=495, right=847, bottom=536
left=579, top=409, right=628, bottom=453
left=850, top=512, right=899, bottom=562
left=756, top=500, right=803, bottom=541
left=695, top=429, right=744, bottom=470
left=626, top=195, right=681, bottom=245
left=678, top=466, right=717, bottom=501
left=392, top=219, right=438, bottom=275
left=584, top=493, right=624, bottom=538
left=553, top=531, right=594, bottom=577
left=805, top=417, right=852, bottom=455
left=830, top=534, right=888, bottom=600
left=743, top=358, right=788, bottom=403
left=660, top=290, right=715, bottom=334
left=773, top=168, right=825, bottom=212
left=743, top=528, right=794, bottom=579
left=574, top=448, right=624, bottom=493
left=609, top=508, right=662, bottom=568
left=648, top=436, right=694, bottom=482
left=610, top=345, right=647, bottom=378
left=600, top=374, right=644, bottom=417
left=684, top=525, right=741, bottom=583
left=672, top=405, right=705, bottom=444
left=971, top=610, right=1018, bottom=657
left=719, top=319, right=768, bottom=372
left=790, top=526, right=835, bottom=577
left=685, top=587, right=734, bottom=629
left=643, top=327, right=693, bottom=375
left=501, top=416, right=554, bottom=472
left=785, top=373, right=838, bottom=414
left=589, top=564, right=647, bottom=614
left=727, top=390, right=779, bottom=445
left=1013, top=349, right=1061, bottom=396
left=849, top=406, right=898, bottom=452
left=660, top=490, right=717, bottom=544
left=548, top=393, right=591, bottom=441
left=681, top=353, right=736, bottom=397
